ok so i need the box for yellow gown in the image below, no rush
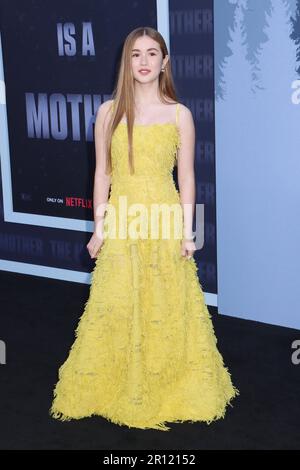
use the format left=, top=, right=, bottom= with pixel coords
left=50, top=102, right=239, bottom=431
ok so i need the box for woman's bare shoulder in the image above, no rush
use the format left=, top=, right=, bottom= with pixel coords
left=176, top=103, right=193, bottom=125
left=162, top=99, right=190, bottom=116
left=98, top=99, right=114, bottom=114
left=95, top=100, right=115, bottom=132
left=96, top=99, right=114, bottom=122
left=177, top=102, right=191, bottom=113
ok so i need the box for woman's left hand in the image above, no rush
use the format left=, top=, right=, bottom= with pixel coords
left=181, top=239, right=196, bottom=259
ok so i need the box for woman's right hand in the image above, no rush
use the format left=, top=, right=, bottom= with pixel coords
left=86, top=232, right=104, bottom=259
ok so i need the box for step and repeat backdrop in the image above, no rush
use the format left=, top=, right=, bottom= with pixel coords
left=0, top=0, right=217, bottom=298
left=2, top=0, right=297, bottom=329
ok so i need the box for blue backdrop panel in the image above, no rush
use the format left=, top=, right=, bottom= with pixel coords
left=214, top=0, right=300, bottom=329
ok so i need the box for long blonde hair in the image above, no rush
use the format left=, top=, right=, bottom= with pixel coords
left=105, top=26, right=179, bottom=175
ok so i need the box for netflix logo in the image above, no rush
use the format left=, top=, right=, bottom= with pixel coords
left=65, top=197, right=92, bottom=208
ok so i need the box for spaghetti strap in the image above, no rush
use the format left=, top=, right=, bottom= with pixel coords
left=175, top=102, right=180, bottom=126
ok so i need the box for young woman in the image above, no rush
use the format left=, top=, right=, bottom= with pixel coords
left=50, top=26, right=239, bottom=432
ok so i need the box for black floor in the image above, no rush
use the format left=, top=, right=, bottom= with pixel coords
left=0, top=269, right=299, bottom=450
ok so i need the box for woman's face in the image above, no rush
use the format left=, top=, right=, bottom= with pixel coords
left=131, top=35, right=168, bottom=83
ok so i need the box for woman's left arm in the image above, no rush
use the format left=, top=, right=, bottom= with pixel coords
left=177, top=105, right=196, bottom=251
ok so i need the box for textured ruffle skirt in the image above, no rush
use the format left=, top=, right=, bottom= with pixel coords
left=50, top=234, right=239, bottom=431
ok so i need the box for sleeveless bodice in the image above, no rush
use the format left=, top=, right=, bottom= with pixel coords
left=111, top=122, right=180, bottom=180
left=106, top=103, right=183, bottom=240
left=109, top=103, right=181, bottom=206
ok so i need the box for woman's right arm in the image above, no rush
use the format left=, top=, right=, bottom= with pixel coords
left=87, top=99, right=113, bottom=258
